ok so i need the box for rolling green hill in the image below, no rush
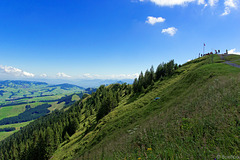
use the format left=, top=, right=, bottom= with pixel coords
left=1, top=54, right=240, bottom=160
left=0, top=81, right=84, bottom=107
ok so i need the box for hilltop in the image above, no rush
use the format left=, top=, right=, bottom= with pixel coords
left=0, top=54, right=240, bottom=160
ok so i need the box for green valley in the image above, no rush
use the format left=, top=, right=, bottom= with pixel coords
left=0, top=81, right=93, bottom=141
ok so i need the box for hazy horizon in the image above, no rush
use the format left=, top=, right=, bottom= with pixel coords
left=0, top=78, right=134, bottom=88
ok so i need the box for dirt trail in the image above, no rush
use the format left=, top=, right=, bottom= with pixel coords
left=220, top=54, right=240, bottom=69
left=224, top=61, right=240, bottom=68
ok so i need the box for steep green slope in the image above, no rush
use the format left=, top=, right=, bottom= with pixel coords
left=1, top=54, right=240, bottom=160
left=51, top=54, right=240, bottom=159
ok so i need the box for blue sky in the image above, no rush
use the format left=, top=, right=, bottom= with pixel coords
left=0, top=0, right=240, bottom=81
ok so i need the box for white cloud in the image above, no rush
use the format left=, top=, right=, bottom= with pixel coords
left=81, top=73, right=93, bottom=79
left=0, top=65, right=35, bottom=77
left=146, top=16, right=165, bottom=25
left=208, top=0, right=219, bottom=6
left=221, top=0, right=238, bottom=16
left=224, top=0, right=237, bottom=8
left=56, top=72, right=71, bottom=78
left=148, top=0, right=195, bottom=6
left=80, top=73, right=139, bottom=79
left=140, top=0, right=240, bottom=16
left=221, top=7, right=231, bottom=15
left=198, top=0, right=205, bottom=4
left=40, top=73, right=47, bottom=77
left=228, top=48, right=240, bottom=55
left=161, top=27, right=178, bottom=36
left=140, top=0, right=236, bottom=9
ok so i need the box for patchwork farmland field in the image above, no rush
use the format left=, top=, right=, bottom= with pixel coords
left=0, top=80, right=90, bottom=141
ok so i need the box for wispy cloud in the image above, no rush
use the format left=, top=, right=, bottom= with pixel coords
left=228, top=48, right=240, bottom=55
left=145, top=0, right=195, bottom=6
left=40, top=73, right=47, bottom=78
left=221, top=0, right=238, bottom=16
left=221, top=7, right=231, bottom=15
left=56, top=72, right=71, bottom=78
left=79, top=73, right=139, bottom=79
left=146, top=16, right=165, bottom=25
left=139, top=0, right=227, bottom=8
left=208, top=0, right=219, bottom=6
left=139, top=0, right=239, bottom=16
left=224, top=0, right=238, bottom=8
left=198, top=0, right=206, bottom=5
left=0, top=65, right=35, bottom=77
left=162, top=27, right=178, bottom=36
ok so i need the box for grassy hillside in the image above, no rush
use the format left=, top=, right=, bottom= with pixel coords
left=1, top=54, right=240, bottom=160
left=51, top=54, right=240, bottom=160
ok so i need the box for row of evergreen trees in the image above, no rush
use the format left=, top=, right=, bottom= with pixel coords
left=95, top=83, right=131, bottom=121
left=133, top=60, right=178, bottom=93
left=0, top=127, right=16, bottom=132
left=0, top=104, right=51, bottom=125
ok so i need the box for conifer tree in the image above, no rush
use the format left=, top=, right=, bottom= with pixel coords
left=64, top=131, right=70, bottom=142
left=144, top=69, right=150, bottom=88
left=150, top=65, right=155, bottom=82
left=155, top=63, right=163, bottom=80
left=133, top=78, right=138, bottom=93
left=45, top=127, right=55, bottom=159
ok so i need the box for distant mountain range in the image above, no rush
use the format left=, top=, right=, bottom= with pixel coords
left=0, top=79, right=133, bottom=89
left=48, top=83, right=85, bottom=90
left=62, top=79, right=134, bottom=88
left=0, top=80, right=48, bottom=87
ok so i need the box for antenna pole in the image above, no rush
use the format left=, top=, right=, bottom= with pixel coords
left=203, top=43, right=205, bottom=55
